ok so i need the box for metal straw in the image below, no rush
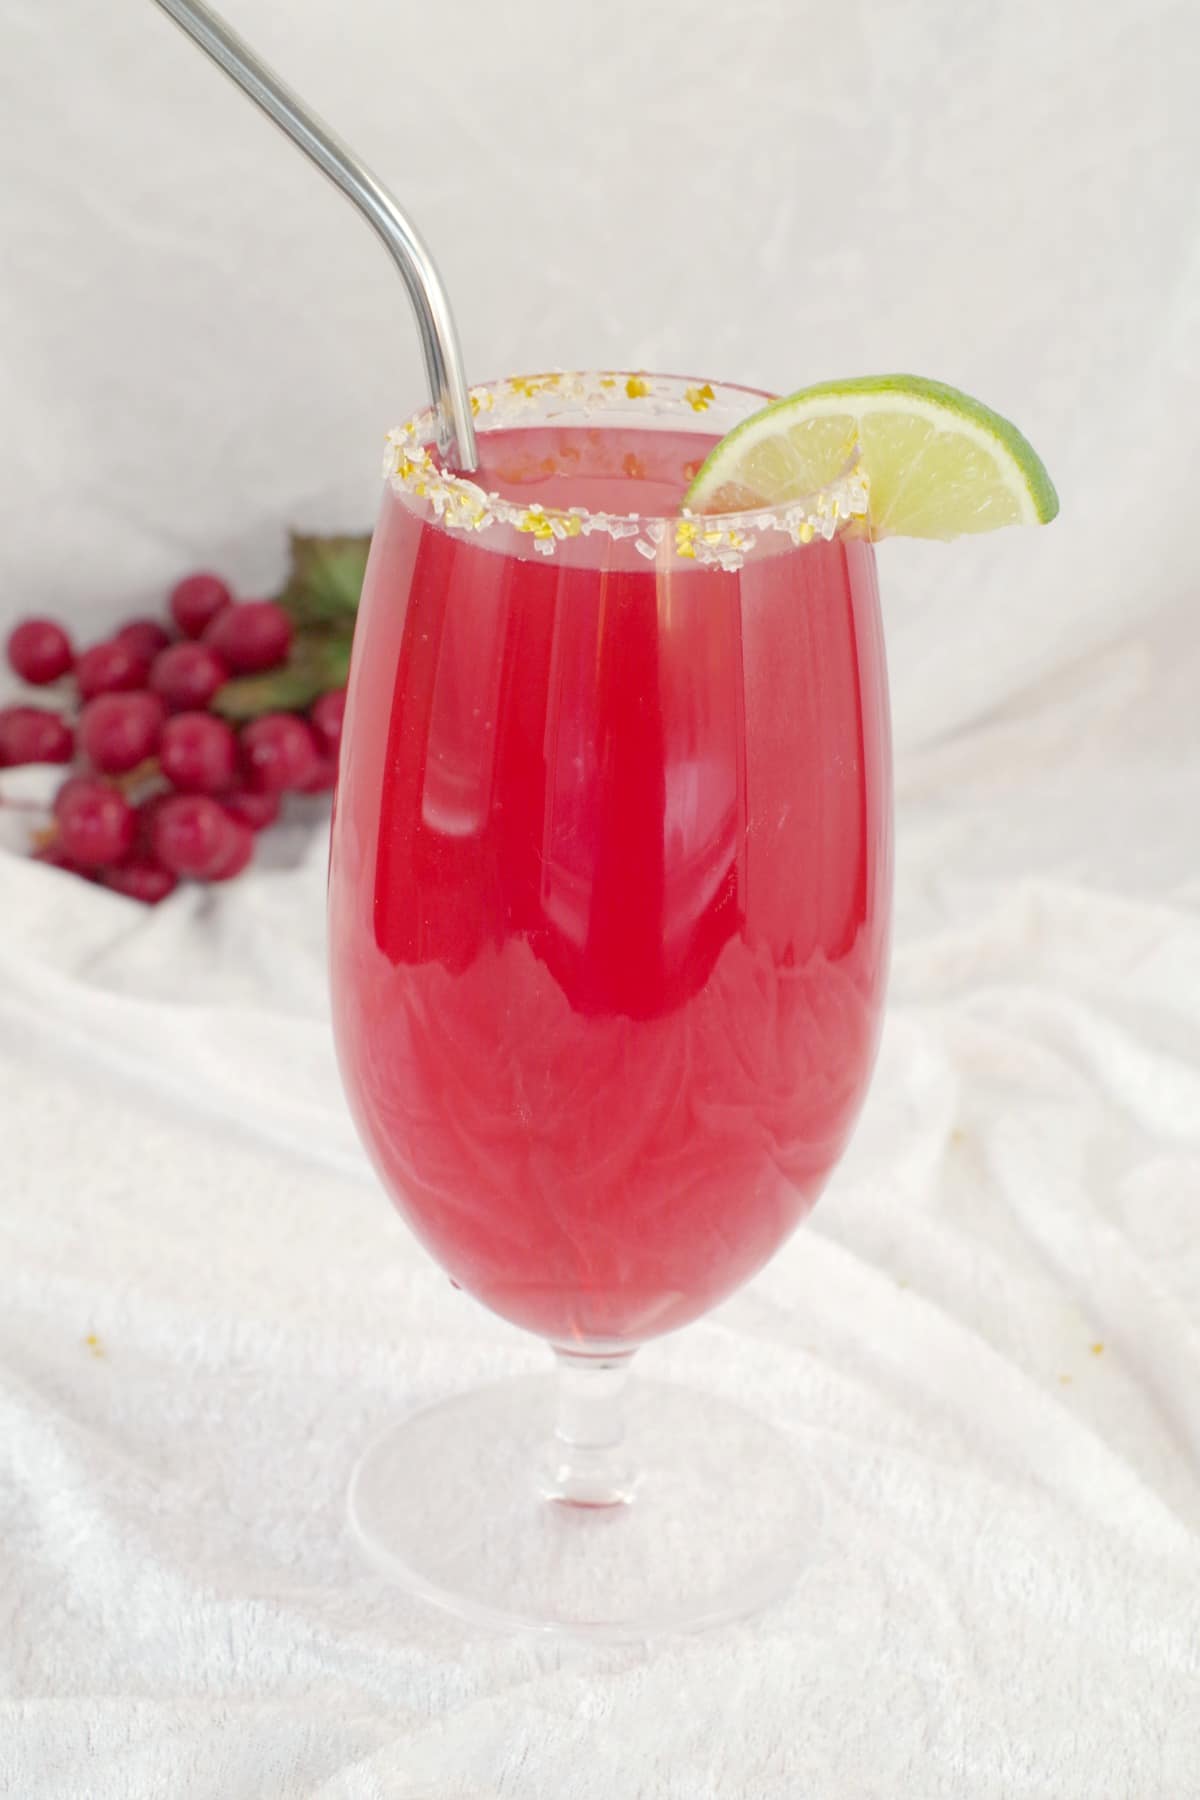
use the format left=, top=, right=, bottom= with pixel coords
left=149, top=0, right=478, bottom=472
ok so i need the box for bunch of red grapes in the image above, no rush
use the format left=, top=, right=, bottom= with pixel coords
left=1, top=574, right=346, bottom=903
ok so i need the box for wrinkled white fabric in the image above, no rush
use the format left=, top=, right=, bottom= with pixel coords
left=2, top=0, right=1199, bottom=1793
left=3, top=606, right=1198, bottom=1799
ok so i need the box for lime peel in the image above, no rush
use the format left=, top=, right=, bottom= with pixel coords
left=684, top=374, right=1059, bottom=540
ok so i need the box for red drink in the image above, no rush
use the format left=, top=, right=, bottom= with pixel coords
left=330, top=381, right=891, bottom=1349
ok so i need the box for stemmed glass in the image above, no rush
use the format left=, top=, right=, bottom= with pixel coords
left=328, top=371, right=892, bottom=1639
left=146, top=0, right=891, bottom=1644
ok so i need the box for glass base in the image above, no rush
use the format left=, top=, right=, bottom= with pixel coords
left=348, top=1372, right=821, bottom=1642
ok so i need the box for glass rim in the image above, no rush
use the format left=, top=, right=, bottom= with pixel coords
left=383, top=371, right=869, bottom=568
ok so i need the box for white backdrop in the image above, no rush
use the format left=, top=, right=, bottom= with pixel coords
left=3, top=0, right=1195, bottom=745
left=4, top=4, right=1200, bottom=1797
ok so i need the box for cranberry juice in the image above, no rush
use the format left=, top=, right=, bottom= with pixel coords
left=330, top=420, right=892, bottom=1347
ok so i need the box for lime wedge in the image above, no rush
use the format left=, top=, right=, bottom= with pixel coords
left=684, top=374, right=1059, bottom=537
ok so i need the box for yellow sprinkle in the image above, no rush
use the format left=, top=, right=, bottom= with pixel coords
left=516, top=507, right=555, bottom=539
left=600, top=376, right=617, bottom=389
left=798, top=521, right=815, bottom=544
left=685, top=382, right=715, bottom=412
left=675, top=519, right=698, bottom=558
left=84, top=1333, right=104, bottom=1359
left=625, top=375, right=650, bottom=399
left=1091, top=1342, right=1104, bottom=1356
left=506, top=374, right=561, bottom=400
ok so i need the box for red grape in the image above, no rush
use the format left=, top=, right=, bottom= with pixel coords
left=149, top=642, right=228, bottom=712
left=34, top=841, right=84, bottom=873
left=79, top=691, right=165, bottom=774
left=117, top=617, right=173, bottom=660
left=298, top=755, right=337, bottom=794
left=159, top=711, right=238, bottom=794
left=222, top=785, right=281, bottom=831
left=76, top=639, right=151, bottom=701
left=240, top=713, right=318, bottom=793
left=207, top=819, right=254, bottom=881
left=0, top=705, right=74, bottom=767
left=151, top=794, right=240, bottom=879
left=202, top=600, right=292, bottom=675
left=310, top=686, right=346, bottom=758
left=54, top=772, right=91, bottom=809
left=54, top=777, right=136, bottom=868
left=7, top=618, right=74, bottom=684
left=134, top=792, right=171, bottom=854
left=170, top=572, right=232, bottom=639
left=102, top=858, right=178, bottom=904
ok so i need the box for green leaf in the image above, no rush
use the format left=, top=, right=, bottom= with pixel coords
left=279, top=530, right=372, bottom=628
left=213, top=632, right=353, bottom=721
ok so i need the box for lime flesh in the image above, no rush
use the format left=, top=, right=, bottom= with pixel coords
left=684, top=374, right=1058, bottom=538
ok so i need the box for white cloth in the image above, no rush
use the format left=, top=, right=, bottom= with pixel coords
left=4, top=601, right=1199, bottom=1798
left=2, top=0, right=1199, bottom=1793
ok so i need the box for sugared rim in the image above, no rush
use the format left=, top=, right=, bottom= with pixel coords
left=383, top=371, right=869, bottom=569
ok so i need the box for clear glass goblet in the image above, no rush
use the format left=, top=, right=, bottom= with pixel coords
left=329, top=372, right=891, bottom=1638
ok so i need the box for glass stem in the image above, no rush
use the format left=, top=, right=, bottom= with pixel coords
left=548, top=1348, right=638, bottom=1507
